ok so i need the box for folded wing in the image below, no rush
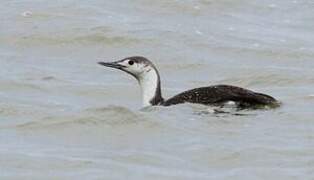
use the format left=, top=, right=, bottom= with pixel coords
left=162, top=85, right=279, bottom=108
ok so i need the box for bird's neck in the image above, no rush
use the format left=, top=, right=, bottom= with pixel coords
left=138, top=69, right=164, bottom=107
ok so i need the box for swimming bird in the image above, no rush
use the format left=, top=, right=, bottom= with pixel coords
left=98, top=56, right=279, bottom=109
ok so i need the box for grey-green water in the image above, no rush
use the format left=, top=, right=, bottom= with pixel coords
left=1, top=0, right=314, bottom=179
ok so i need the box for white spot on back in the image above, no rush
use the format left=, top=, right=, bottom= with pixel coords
left=226, top=101, right=236, bottom=105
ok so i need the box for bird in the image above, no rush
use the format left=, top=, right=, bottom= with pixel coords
left=98, top=56, right=280, bottom=109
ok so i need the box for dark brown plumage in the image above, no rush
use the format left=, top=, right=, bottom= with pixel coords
left=162, top=85, right=279, bottom=108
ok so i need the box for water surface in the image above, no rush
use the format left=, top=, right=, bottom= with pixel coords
left=1, top=0, right=314, bottom=179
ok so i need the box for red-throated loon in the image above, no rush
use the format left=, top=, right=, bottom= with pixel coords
left=98, top=56, right=280, bottom=109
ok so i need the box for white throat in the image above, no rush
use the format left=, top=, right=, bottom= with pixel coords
left=138, top=68, right=159, bottom=107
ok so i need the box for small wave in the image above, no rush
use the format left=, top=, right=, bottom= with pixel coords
left=16, top=105, right=155, bottom=131
left=14, top=33, right=141, bottom=46
left=41, top=76, right=57, bottom=81
left=0, top=80, right=43, bottom=92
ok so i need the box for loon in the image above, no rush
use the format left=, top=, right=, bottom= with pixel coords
left=98, top=56, right=279, bottom=109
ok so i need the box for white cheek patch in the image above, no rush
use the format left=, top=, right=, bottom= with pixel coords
left=135, top=64, right=144, bottom=73
left=126, top=62, right=140, bottom=72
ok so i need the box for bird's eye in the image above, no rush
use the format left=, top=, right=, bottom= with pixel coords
left=128, top=60, right=134, bottom=65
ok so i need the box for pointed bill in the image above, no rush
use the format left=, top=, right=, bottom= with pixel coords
left=98, top=61, right=126, bottom=69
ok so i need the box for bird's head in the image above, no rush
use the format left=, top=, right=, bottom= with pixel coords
left=98, top=56, right=156, bottom=80
left=98, top=56, right=163, bottom=106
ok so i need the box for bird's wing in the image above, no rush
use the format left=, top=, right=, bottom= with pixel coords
left=162, top=84, right=278, bottom=107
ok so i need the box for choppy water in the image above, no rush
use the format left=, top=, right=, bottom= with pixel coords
left=1, top=0, right=314, bottom=179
